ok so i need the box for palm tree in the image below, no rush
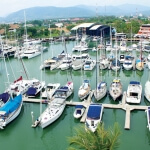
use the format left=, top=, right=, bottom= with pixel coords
left=68, top=122, right=121, bottom=150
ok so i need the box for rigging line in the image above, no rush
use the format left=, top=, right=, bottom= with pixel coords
left=7, top=55, right=16, bottom=81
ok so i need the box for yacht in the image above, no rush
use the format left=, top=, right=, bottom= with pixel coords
left=111, top=59, right=121, bottom=71
left=85, top=104, right=104, bottom=132
left=58, top=57, right=72, bottom=70
left=72, top=40, right=88, bottom=52
left=99, top=56, right=109, bottom=70
left=83, top=59, right=96, bottom=71
left=126, top=81, right=142, bottom=104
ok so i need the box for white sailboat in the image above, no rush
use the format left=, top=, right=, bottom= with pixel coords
left=32, top=81, right=73, bottom=128
left=123, top=55, right=134, bottom=71
left=78, top=80, right=91, bottom=100
left=109, top=42, right=122, bottom=101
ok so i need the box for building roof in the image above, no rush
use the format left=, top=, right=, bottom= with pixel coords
left=9, top=24, right=20, bottom=30
left=89, top=25, right=102, bottom=30
left=0, top=29, right=5, bottom=35
left=71, top=23, right=95, bottom=30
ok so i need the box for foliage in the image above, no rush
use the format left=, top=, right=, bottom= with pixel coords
left=68, top=122, right=121, bottom=150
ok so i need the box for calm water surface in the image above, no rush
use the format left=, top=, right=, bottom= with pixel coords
left=0, top=41, right=150, bottom=150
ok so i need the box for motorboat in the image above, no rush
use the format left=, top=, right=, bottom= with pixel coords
left=73, top=105, right=85, bottom=119
left=123, top=56, right=134, bottom=71
left=32, top=81, right=73, bottom=128
left=126, top=81, right=142, bottom=104
left=94, top=82, right=107, bottom=101
left=40, top=57, right=62, bottom=70
left=72, top=60, right=83, bottom=70
left=83, top=59, right=96, bottom=71
left=78, top=80, right=91, bottom=100
left=109, top=79, right=122, bottom=101
left=146, top=107, right=150, bottom=131
left=145, top=80, right=150, bottom=102
left=58, top=57, right=72, bottom=70
left=0, top=94, right=22, bottom=129
left=85, top=104, right=104, bottom=132
left=41, top=83, right=60, bottom=99
left=26, top=79, right=45, bottom=98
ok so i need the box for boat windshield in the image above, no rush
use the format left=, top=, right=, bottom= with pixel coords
left=130, top=92, right=138, bottom=97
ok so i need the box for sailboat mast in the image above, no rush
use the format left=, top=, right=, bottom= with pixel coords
left=24, top=11, right=28, bottom=42
left=115, top=35, right=117, bottom=79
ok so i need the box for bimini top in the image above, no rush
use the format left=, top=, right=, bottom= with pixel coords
left=0, top=92, right=10, bottom=103
left=56, top=86, right=69, bottom=92
left=87, top=104, right=102, bottom=119
left=0, top=94, right=22, bottom=116
left=84, top=80, right=90, bottom=83
left=130, top=81, right=140, bottom=85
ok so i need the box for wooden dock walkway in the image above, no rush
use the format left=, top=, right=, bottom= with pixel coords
left=23, top=91, right=148, bottom=130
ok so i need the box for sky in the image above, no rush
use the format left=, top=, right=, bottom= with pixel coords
left=0, top=0, right=150, bottom=17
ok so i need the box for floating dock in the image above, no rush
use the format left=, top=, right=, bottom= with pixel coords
left=23, top=91, right=148, bottom=130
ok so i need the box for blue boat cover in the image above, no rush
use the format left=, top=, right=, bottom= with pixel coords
left=84, top=80, right=89, bottom=83
left=75, top=105, right=84, bottom=109
left=0, top=92, right=10, bottom=103
left=125, top=56, right=132, bottom=59
left=0, top=94, right=22, bottom=115
left=136, top=59, right=141, bottom=64
left=87, top=104, right=102, bottom=119
left=130, top=81, right=140, bottom=85
left=26, top=87, right=37, bottom=96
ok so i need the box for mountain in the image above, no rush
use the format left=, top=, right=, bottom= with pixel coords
left=3, top=6, right=95, bottom=22
left=1, top=4, right=150, bottom=22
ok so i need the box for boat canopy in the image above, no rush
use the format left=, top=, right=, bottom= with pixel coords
left=125, top=56, right=132, bottom=59
left=87, top=104, right=102, bottom=119
left=0, top=94, right=22, bottom=116
left=130, top=81, right=140, bottom=85
left=84, top=80, right=89, bottom=83
left=26, top=87, right=36, bottom=96
left=112, top=59, right=120, bottom=66
left=0, top=92, right=10, bottom=103
left=75, top=105, right=84, bottom=109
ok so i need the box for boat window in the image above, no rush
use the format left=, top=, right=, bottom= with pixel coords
left=91, top=121, right=94, bottom=126
left=130, top=92, right=138, bottom=97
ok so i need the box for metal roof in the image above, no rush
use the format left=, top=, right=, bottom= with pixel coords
left=71, top=23, right=95, bottom=30
left=89, top=25, right=102, bottom=30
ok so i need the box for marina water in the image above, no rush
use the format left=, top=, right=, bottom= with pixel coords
left=0, top=41, right=150, bottom=150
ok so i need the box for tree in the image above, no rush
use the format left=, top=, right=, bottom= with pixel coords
left=68, top=122, right=121, bottom=150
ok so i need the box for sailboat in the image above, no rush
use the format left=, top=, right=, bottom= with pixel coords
left=109, top=37, right=122, bottom=101
left=94, top=41, right=107, bottom=101
left=0, top=94, right=22, bottom=129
